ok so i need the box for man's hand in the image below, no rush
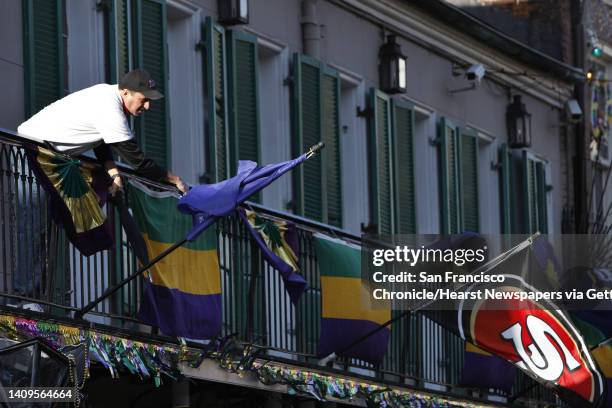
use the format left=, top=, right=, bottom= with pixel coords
left=108, top=168, right=123, bottom=197
left=167, top=172, right=188, bottom=194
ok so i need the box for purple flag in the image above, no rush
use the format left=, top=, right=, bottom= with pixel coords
left=178, top=155, right=311, bottom=241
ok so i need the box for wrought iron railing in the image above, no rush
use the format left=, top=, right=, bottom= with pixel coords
left=0, top=129, right=559, bottom=406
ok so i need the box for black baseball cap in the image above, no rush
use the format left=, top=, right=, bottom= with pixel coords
left=119, top=69, right=164, bottom=100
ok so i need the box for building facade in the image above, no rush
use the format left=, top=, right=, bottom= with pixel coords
left=0, top=0, right=585, bottom=407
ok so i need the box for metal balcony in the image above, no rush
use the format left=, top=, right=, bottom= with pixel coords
left=0, top=128, right=558, bottom=406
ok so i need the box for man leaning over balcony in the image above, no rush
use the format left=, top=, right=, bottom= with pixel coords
left=17, top=69, right=187, bottom=255
left=18, top=68, right=188, bottom=195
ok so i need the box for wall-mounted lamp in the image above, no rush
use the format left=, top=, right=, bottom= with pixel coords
left=218, top=0, right=249, bottom=25
left=379, top=35, right=407, bottom=94
left=507, top=95, right=532, bottom=149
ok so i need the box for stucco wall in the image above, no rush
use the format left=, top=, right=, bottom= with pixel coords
left=0, top=0, right=567, bottom=235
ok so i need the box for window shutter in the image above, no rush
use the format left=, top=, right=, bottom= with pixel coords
left=369, top=89, right=394, bottom=234
left=536, top=162, right=548, bottom=233
left=133, top=0, right=169, bottom=168
left=23, top=0, right=66, bottom=118
left=227, top=30, right=259, bottom=173
left=322, top=67, right=342, bottom=228
left=203, top=17, right=229, bottom=182
left=391, top=99, right=416, bottom=234
left=499, top=143, right=513, bottom=233
left=108, top=0, right=131, bottom=83
left=459, top=129, right=479, bottom=232
left=438, top=118, right=460, bottom=234
left=291, top=54, right=342, bottom=226
left=522, top=151, right=538, bottom=234
left=292, top=54, right=323, bottom=221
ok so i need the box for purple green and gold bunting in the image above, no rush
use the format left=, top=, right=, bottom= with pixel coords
left=240, top=209, right=306, bottom=303
left=25, top=146, right=113, bottom=255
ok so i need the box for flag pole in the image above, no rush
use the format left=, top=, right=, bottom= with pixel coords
left=318, top=234, right=537, bottom=365
left=75, top=143, right=325, bottom=320
left=74, top=238, right=188, bottom=319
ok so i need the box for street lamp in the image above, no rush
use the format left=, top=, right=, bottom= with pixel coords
left=379, top=35, right=407, bottom=94
left=507, top=95, right=532, bottom=148
left=218, top=0, right=249, bottom=25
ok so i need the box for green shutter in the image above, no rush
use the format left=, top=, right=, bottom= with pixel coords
left=438, top=118, right=460, bottom=234
left=522, top=151, right=538, bottom=234
left=392, top=99, right=416, bottom=234
left=322, top=67, right=342, bottom=228
left=108, top=0, right=131, bottom=83
left=23, top=0, right=66, bottom=118
left=536, top=162, right=548, bottom=233
left=292, top=54, right=323, bottom=221
left=133, top=0, right=169, bottom=168
left=368, top=88, right=394, bottom=234
left=459, top=129, right=479, bottom=232
left=291, top=54, right=342, bottom=226
left=499, top=143, right=513, bottom=234
left=227, top=30, right=260, bottom=173
left=204, top=17, right=229, bottom=182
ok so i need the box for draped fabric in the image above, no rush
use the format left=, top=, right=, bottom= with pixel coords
left=128, top=181, right=222, bottom=339
left=26, top=145, right=112, bottom=256
left=314, top=234, right=391, bottom=365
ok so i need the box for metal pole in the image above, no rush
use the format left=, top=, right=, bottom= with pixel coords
left=74, top=238, right=187, bottom=319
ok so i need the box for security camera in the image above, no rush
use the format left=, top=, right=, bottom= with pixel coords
left=466, top=64, right=486, bottom=82
left=565, top=99, right=583, bottom=124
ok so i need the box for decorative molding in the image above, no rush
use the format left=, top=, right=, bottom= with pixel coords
left=243, top=27, right=287, bottom=54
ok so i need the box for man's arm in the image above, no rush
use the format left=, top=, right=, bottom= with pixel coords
left=93, top=140, right=187, bottom=193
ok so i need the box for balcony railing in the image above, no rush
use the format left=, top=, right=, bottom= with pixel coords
left=0, top=129, right=558, bottom=406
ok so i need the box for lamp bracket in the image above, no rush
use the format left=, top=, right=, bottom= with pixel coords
left=447, top=83, right=477, bottom=95
left=356, top=106, right=373, bottom=119
left=429, top=136, right=441, bottom=146
left=490, top=161, right=502, bottom=170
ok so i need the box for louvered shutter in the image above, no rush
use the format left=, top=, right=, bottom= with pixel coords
left=459, top=129, right=479, bottom=232
left=369, top=89, right=394, bottom=234
left=133, top=0, right=169, bottom=168
left=203, top=17, right=229, bottom=182
left=438, top=118, right=460, bottom=234
left=291, top=54, right=342, bottom=226
left=392, top=100, right=416, bottom=234
left=227, top=30, right=259, bottom=173
left=499, top=143, right=513, bottom=233
left=322, top=67, right=342, bottom=227
left=292, top=54, right=323, bottom=221
left=23, top=0, right=66, bottom=118
left=522, top=151, right=538, bottom=233
left=108, top=0, right=131, bottom=83
left=536, top=162, right=548, bottom=233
